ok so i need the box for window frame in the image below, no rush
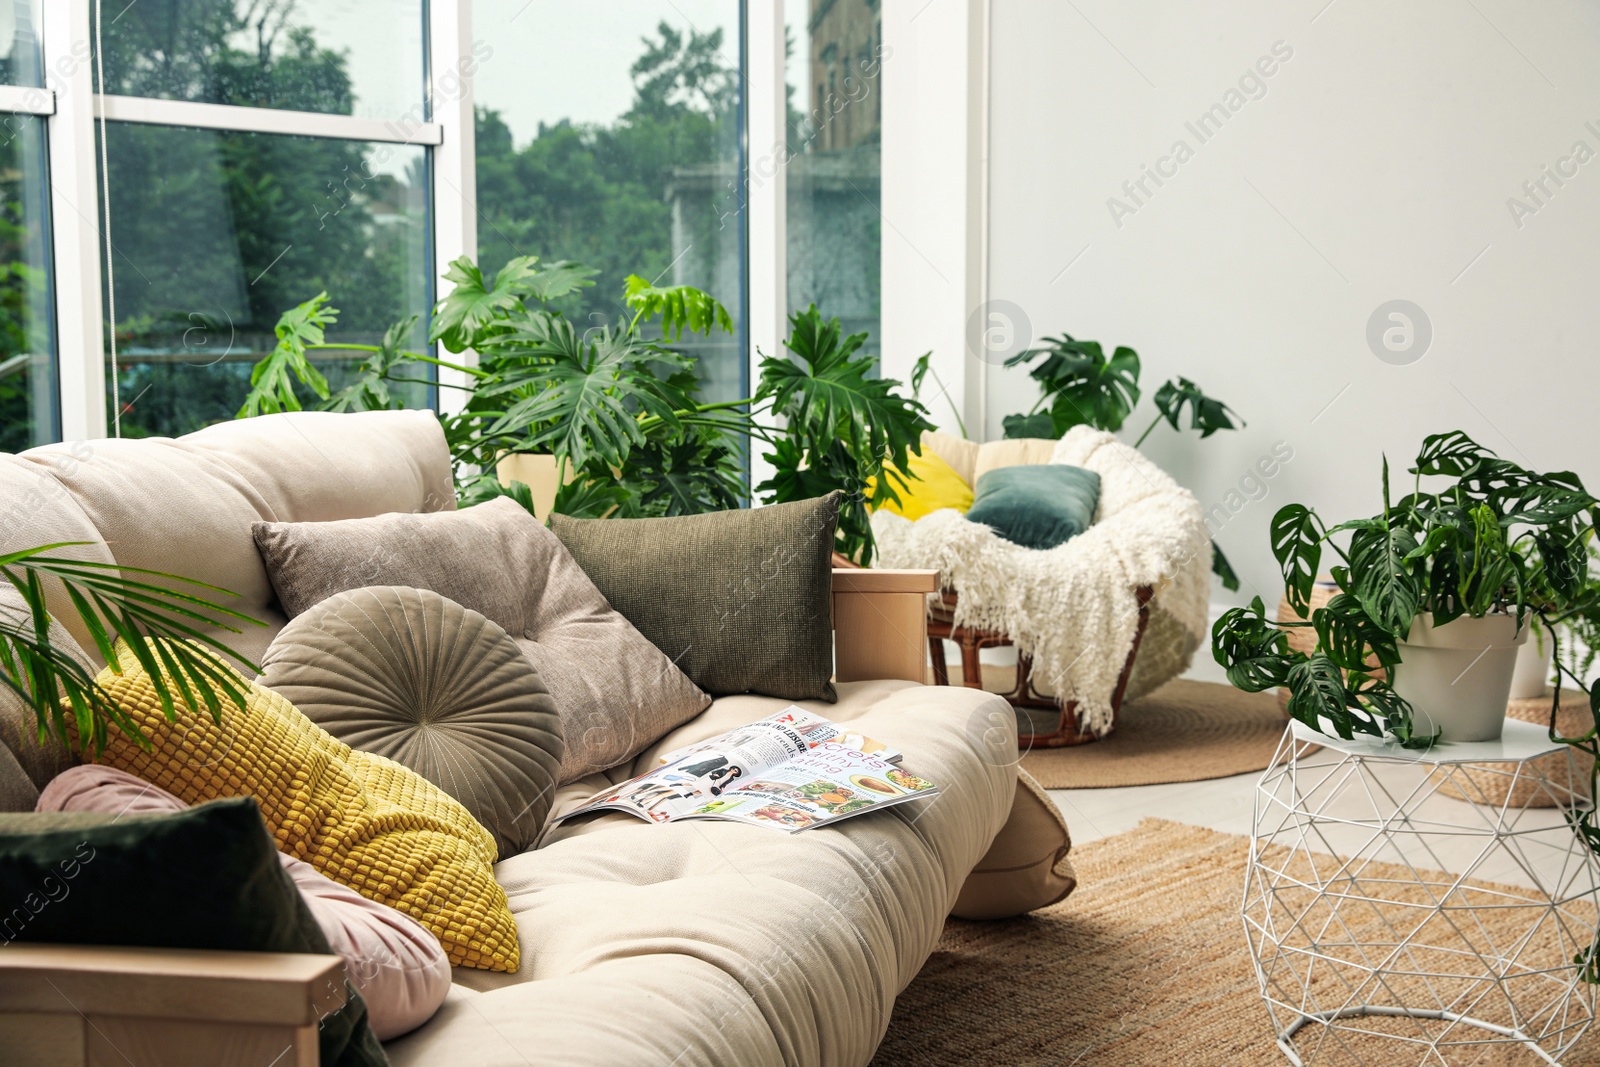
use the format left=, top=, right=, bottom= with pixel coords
left=28, top=0, right=808, bottom=447
left=39, top=0, right=461, bottom=440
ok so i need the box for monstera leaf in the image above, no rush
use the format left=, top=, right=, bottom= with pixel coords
left=1153, top=377, right=1241, bottom=438
left=624, top=276, right=734, bottom=340
left=239, top=292, right=335, bottom=416
left=429, top=256, right=596, bottom=352
left=1004, top=336, right=1141, bottom=434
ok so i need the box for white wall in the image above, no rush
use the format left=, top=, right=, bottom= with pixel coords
left=985, top=0, right=1600, bottom=612
left=881, top=0, right=988, bottom=434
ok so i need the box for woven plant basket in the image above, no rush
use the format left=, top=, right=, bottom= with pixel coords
left=1431, top=689, right=1594, bottom=808
left=1275, top=577, right=1389, bottom=711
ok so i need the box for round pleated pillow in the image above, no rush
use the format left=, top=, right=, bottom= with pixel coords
left=259, top=586, right=565, bottom=858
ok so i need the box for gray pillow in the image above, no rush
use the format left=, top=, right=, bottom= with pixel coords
left=252, top=498, right=710, bottom=782
left=549, top=493, right=841, bottom=701
left=258, top=586, right=564, bottom=858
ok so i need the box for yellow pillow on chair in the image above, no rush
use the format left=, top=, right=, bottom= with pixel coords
left=875, top=448, right=975, bottom=520
left=76, top=639, right=520, bottom=972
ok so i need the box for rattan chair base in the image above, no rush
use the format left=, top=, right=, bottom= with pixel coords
left=929, top=587, right=1153, bottom=747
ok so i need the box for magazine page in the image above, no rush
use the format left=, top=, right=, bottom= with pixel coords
left=553, top=711, right=826, bottom=825
left=550, top=764, right=722, bottom=825
left=655, top=707, right=902, bottom=768
left=675, top=741, right=938, bottom=834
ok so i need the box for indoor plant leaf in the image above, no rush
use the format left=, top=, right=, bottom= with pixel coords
left=1210, top=597, right=1298, bottom=692
left=1211, top=542, right=1241, bottom=592
left=238, top=291, right=335, bottom=417
left=1313, top=592, right=1401, bottom=671
left=1002, top=412, right=1057, bottom=440
left=1153, top=377, right=1243, bottom=438
left=1270, top=503, right=1322, bottom=615
left=623, top=275, right=734, bottom=341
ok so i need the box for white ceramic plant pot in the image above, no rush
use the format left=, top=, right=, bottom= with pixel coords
left=1507, top=627, right=1553, bottom=700
left=1393, top=613, right=1528, bottom=742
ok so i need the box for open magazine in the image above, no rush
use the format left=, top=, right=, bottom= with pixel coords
left=551, top=708, right=939, bottom=834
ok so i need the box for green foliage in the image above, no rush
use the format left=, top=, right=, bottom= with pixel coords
left=624, top=276, right=734, bottom=340
left=755, top=306, right=934, bottom=564
left=0, top=544, right=263, bottom=755
left=1000, top=333, right=1241, bottom=587
left=1215, top=430, right=1599, bottom=748
left=1154, top=377, right=1242, bottom=438
left=238, top=292, right=335, bottom=416
left=1003, top=336, right=1141, bottom=435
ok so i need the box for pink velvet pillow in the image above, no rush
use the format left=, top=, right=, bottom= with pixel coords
left=37, top=766, right=452, bottom=1041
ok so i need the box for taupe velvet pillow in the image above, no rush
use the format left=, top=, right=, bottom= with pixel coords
left=550, top=492, right=841, bottom=701
left=252, top=498, right=711, bottom=782
left=258, top=586, right=564, bottom=857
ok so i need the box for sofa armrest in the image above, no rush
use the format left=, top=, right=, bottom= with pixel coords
left=832, top=568, right=938, bottom=684
left=0, top=944, right=345, bottom=1067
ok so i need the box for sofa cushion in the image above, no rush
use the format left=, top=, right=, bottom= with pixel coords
left=39, top=764, right=453, bottom=1042
left=259, top=586, right=565, bottom=858
left=10, top=410, right=454, bottom=667
left=971, top=436, right=1058, bottom=483
left=0, top=796, right=387, bottom=1067
left=383, top=682, right=1018, bottom=1067
left=950, top=771, right=1076, bottom=919
left=77, top=639, right=520, bottom=971
left=254, top=497, right=711, bottom=781
left=549, top=493, right=840, bottom=701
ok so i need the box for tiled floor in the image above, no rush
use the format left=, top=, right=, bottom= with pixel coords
left=1047, top=747, right=1594, bottom=895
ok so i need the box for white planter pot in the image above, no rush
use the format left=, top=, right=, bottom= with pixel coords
left=1392, top=613, right=1527, bottom=742
left=1507, top=627, right=1553, bottom=700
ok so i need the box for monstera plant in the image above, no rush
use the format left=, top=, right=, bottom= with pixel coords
left=1211, top=431, right=1599, bottom=747
left=242, top=258, right=931, bottom=564
left=1000, top=334, right=1243, bottom=588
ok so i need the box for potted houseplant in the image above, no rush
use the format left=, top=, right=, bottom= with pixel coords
left=243, top=257, right=933, bottom=565
left=1213, top=431, right=1599, bottom=743
left=999, top=334, right=1244, bottom=589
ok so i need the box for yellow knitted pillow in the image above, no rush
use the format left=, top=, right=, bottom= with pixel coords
left=75, top=640, right=519, bottom=971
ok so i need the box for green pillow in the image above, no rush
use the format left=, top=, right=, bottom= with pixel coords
left=550, top=492, right=841, bottom=701
left=966, top=465, right=1101, bottom=550
left=0, top=797, right=386, bottom=1067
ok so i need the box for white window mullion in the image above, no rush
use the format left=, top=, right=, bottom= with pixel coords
left=745, top=0, right=786, bottom=498
left=428, top=0, right=477, bottom=417
left=95, top=95, right=443, bottom=145
left=43, top=0, right=105, bottom=441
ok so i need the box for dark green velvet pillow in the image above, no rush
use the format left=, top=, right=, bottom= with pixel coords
left=550, top=492, right=841, bottom=701
left=966, top=465, right=1101, bottom=549
left=0, top=797, right=386, bottom=1067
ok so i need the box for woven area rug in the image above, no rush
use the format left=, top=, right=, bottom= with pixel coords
left=1018, top=678, right=1289, bottom=789
left=870, top=819, right=1600, bottom=1067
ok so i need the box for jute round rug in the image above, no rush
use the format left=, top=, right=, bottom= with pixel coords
left=1017, top=677, right=1290, bottom=789
left=870, top=819, right=1600, bottom=1067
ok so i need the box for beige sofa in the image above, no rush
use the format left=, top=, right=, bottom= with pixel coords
left=0, top=411, right=1030, bottom=1066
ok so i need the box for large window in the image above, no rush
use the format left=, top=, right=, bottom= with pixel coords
left=472, top=0, right=747, bottom=404
left=6, top=2, right=874, bottom=456
left=94, top=1, right=431, bottom=438
left=785, top=0, right=882, bottom=358
left=0, top=1, right=55, bottom=451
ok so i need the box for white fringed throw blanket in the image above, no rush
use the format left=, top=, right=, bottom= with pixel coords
left=871, top=427, right=1211, bottom=736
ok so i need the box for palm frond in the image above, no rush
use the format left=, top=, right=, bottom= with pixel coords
left=0, top=544, right=264, bottom=755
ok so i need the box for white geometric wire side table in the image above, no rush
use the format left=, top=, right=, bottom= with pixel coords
left=1244, top=719, right=1600, bottom=1066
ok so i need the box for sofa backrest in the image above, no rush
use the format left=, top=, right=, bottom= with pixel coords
left=0, top=410, right=454, bottom=668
